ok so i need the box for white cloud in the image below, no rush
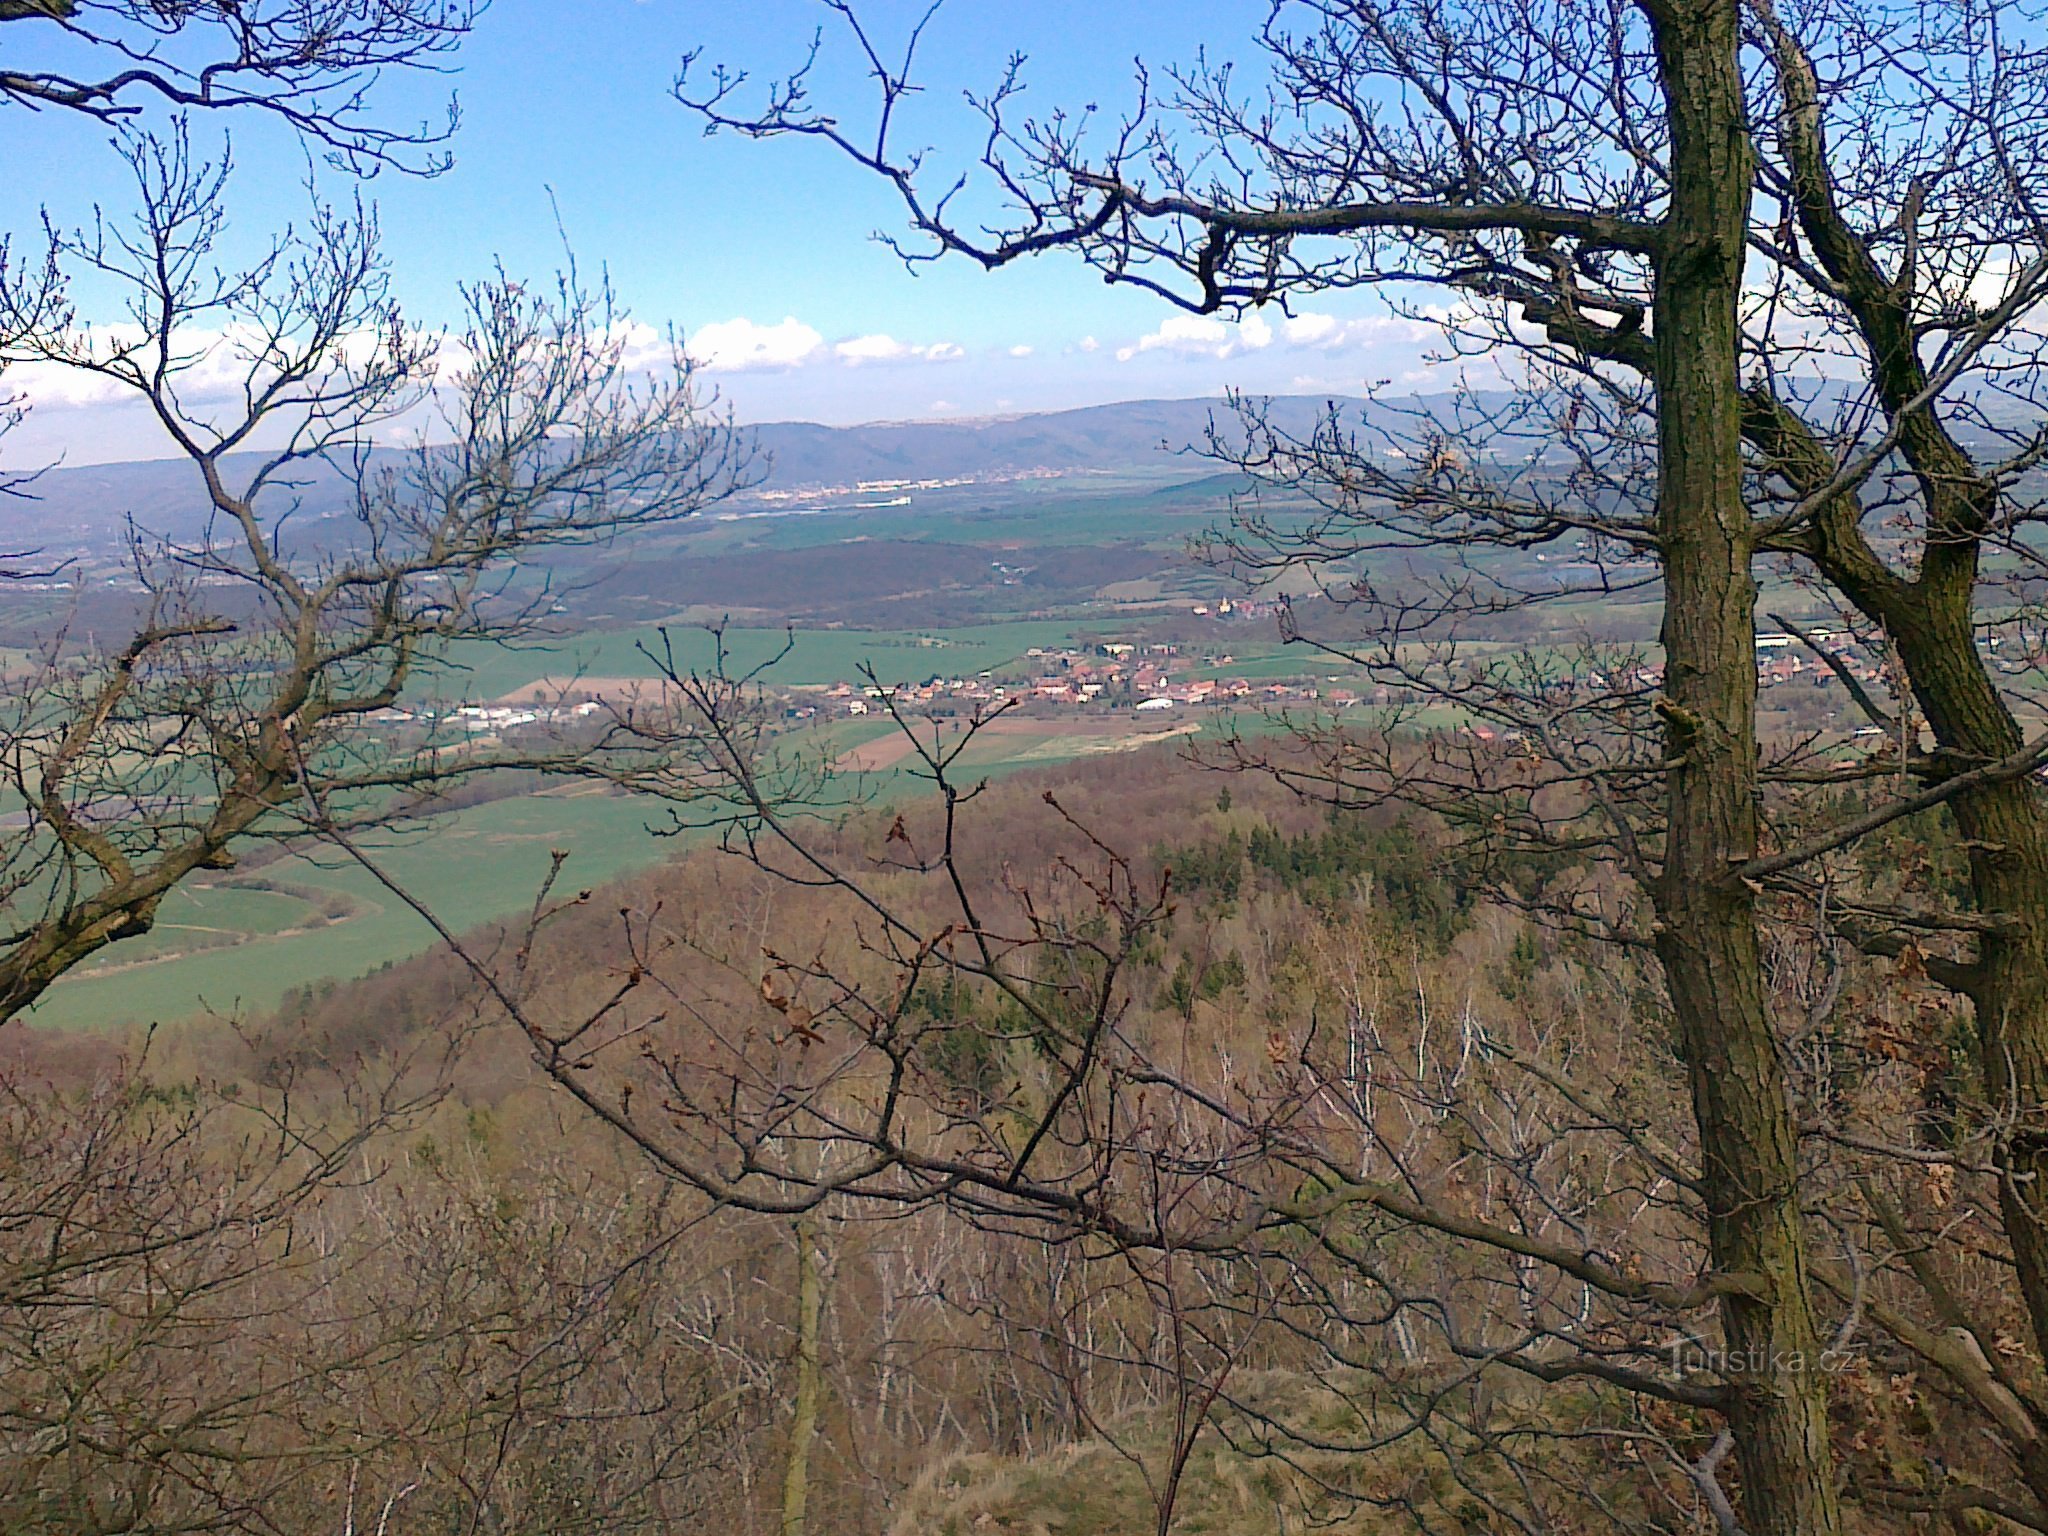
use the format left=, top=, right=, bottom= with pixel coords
left=2, top=322, right=281, bottom=412
left=833, top=333, right=912, bottom=364
left=1076, top=336, right=1100, bottom=353
left=3, top=317, right=459, bottom=415
left=831, top=333, right=966, bottom=366
left=2, top=356, right=128, bottom=411
left=10, top=313, right=981, bottom=435
left=607, top=320, right=673, bottom=374
left=1116, top=312, right=1275, bottom=363
left=1109, top=309, right=1437, bottom=365
left=1283, top=312, right=1437, bottom=351
left=1007, top=344, right=1035, bottom=359
left=687, top=316, right=825, bottom=372
left=1280, top=313, right=1341, bottom=349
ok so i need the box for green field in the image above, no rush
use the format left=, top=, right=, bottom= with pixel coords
left=430, top=619, right=1096, bottom=701
left=68, top=883, right=332, bottom=968
left=0, top=455, right=1743, bottom=1039
left=14, top=574, right=1541, bottom=1037
left=1188, top=648, right=1354, bottom=681
left=27, top=705, right=1264, bottom=1032
left=30, top=786, right=690, bottom=1031
left=20, top=621, right=1110, bottom=1033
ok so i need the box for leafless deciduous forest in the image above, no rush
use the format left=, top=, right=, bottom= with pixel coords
left=11, top=1, right=2048, bottom=1532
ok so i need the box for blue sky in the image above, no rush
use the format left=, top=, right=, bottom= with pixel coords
left=3, top=0, right=1448, bottom=462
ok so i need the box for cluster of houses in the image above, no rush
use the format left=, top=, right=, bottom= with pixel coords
left=1749, top=627, right=2021, bottom=689
left=1188, top=597, right=1283, bottom=621
left=811, top=622, right=1923, bottom=723
left=1749, top=630, right=1885, bottom=690
left=1483, top=631, right=1915, bottom=700
left=355, top=622, right=2025, bottom=742
left=819, top=640, right=1355, bottom=717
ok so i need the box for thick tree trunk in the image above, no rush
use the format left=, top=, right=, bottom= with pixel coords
left=1746, top=3, right=2048, bottom=1453
left=1648, top=5, right=1842, bottom=1532
left=1884, top=598, right=2048, bottom=1361
left=1750, top=0, right=2048, bottom=1415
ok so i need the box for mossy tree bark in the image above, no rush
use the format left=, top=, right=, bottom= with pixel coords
left=1646, top=5, right=1843, bottom=1532
left=1741, top=11, right=2048, bottom=1448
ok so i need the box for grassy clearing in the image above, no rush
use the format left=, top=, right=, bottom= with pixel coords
left=946, top=718, right=1202, bottom=770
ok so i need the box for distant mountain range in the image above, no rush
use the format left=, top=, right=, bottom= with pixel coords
left=738, top=395, right=1368, bottom=487
left=9, top=383, right=2040, bottom=562
left=0, top=396, right=1389, bottom=558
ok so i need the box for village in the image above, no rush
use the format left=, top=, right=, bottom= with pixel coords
left=807, top=621, right=1976, bottom=724
left=342, top=610, right=2035, bottom=752
left=815, top=638, right=1358, bottom=719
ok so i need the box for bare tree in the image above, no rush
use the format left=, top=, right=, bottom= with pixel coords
left=416, top=677, right=2048, bottom=1531
left=0, top=1012, right=760, bottom=1535
left=638, top=3, right=2048, bottom=1530
left=0, top=1026, right=449, bottom=1533
left=0, top=0, right=479, bottom=173
left=670, top=4, right=1836, bottom=1530
left=0, top=6, right=802, bottom=1528
left=0, top=130, right=750, bottom=1020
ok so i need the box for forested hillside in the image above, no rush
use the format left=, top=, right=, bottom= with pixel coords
left=0, top=737, right=2006, bottom=1533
